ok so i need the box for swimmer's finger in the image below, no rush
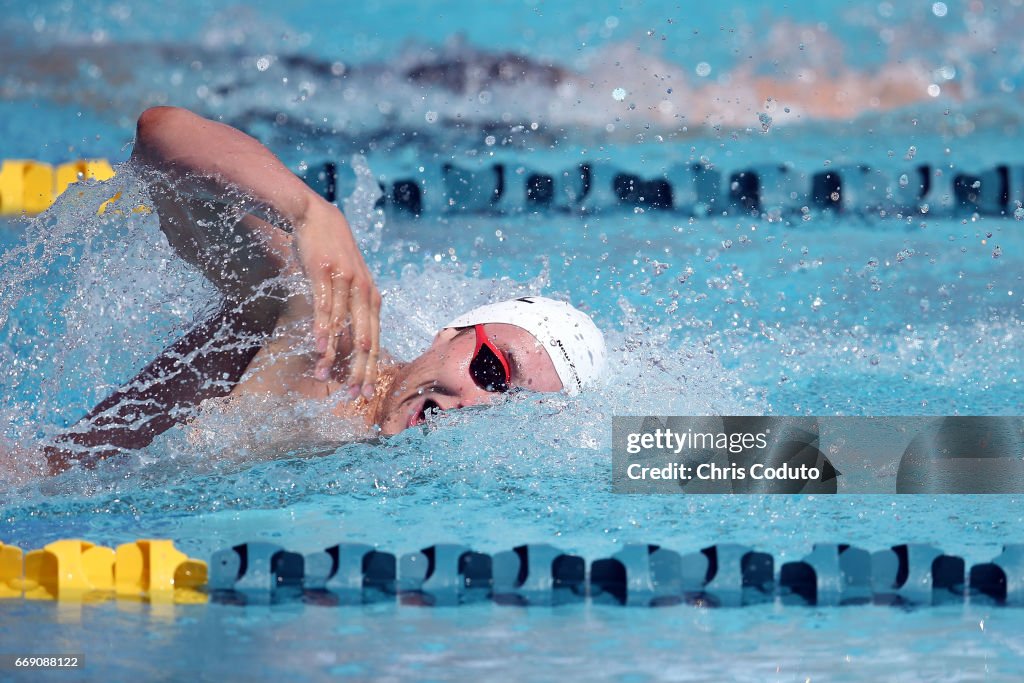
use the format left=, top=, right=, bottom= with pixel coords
left=325, top=273, right=351, bottom=378
left=362, top=287, right=382, bottom=398
left=312, top=270, right=333, bottom=381
left=312, top=272, right=331, bottom=346
left=346, top=283, right=374, bottom=398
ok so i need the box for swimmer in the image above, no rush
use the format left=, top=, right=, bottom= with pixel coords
left=42, top=107, right=606, bottom=474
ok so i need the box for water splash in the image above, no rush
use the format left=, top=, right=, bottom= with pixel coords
left=343, top=154, right=384, bottom=255
left=0, top=168, right=213, bottom=439
left=0, top=157, right=752, bottom=514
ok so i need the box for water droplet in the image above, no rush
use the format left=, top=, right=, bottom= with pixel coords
left=992, top=245, right=1002, bottom=259
left=612, top=87, right=627, bottom=101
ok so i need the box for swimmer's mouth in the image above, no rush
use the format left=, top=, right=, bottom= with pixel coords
left=409, top=398, right=442, bottom=428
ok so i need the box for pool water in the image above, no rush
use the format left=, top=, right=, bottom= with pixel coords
left=2, top=1, right=1024, bottom=681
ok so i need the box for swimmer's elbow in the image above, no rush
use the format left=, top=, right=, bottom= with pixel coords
left=134, top=106, right=198, bottom=160
left=137, top=105, right=193, bottom=134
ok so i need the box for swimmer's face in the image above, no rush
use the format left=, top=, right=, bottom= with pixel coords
left=377, top=323, right=563, bottom=435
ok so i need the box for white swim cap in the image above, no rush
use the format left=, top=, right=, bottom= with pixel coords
left=444, top=296, right=606, bottom=394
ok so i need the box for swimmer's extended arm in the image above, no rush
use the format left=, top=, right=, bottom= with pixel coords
left=131, top=106, right=381, bottom=392
left=43, top=302, right=270, bottom=474
left=43, top=108, right=383, bottom=474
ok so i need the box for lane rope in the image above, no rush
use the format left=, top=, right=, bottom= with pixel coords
left=1, top=538, right=1021, bottom=607
left=2, top=158, right=1021, bottom=219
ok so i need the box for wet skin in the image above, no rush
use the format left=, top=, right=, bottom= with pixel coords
left=371, top=323, right=563, bottom=435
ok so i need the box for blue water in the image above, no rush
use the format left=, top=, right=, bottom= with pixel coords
left=2, top=0, right=1024, bottom=681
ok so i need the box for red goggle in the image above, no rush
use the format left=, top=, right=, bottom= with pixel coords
left=468, top=324, right=511, bottom=393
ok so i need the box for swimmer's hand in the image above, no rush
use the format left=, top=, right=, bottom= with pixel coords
left=294, top=197, right=381, bottom=398
left=130, top=106, right=380, bottom=397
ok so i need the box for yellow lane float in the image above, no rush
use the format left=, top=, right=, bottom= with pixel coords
left=115, top=539, right=208, bottom=604
left=23, top=539, right=115, bottom=601
left=0, top=158, right=116, bottom=216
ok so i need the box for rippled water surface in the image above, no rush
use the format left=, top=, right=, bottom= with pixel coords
left=2, top=0, right=1024, bottom=680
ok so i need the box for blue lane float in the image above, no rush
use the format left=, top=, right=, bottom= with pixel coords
left=209, top=542, right=304, bottom=605
left=969, top=544, right=1024, bottom=606
left=492, top=544, right=586, bottom=606
left=590, top=543, right=700, bottom=607
left=779, top=544, right=872, bottom=606
left=397, top=544, right=492, bottom=606
left=870, top=544, right=965, bottom=606
left=699, top=544, right=775, bottom=607
left=588, top=543, right=774, bottom=607
left=303, top=543, right=395, bottom=605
